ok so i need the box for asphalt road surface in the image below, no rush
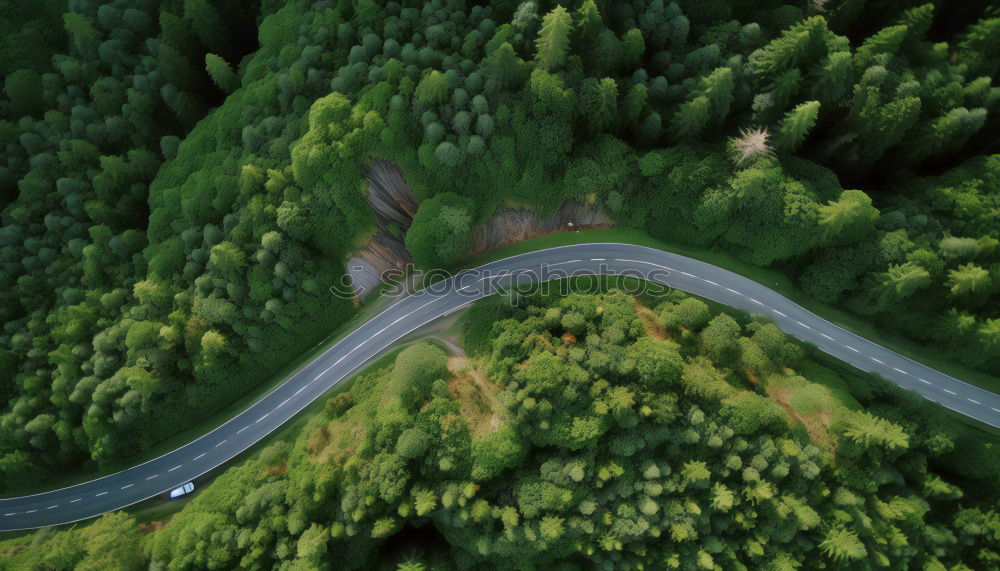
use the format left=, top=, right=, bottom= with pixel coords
left=2, top=243, right=998, bottom=531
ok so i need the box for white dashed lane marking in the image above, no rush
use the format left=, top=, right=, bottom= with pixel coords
left=944, top=389, right=957, bottom=396
left=892, top=367, right=907, bottom=374
left=168, top=465, right=181, bottom=472
left=146, top=475, right=158, bottom=480
left=772, top=310, right=787, bottom=317
left=870, top=357, right=885, bottom=364
left=795, top=321, right=811, bottom=329
left=748, top=298, right=763, bottom=305
left=25, top=510, right=36, bottom=514
left=46, top=505, right=57, bottom=510
left=121, top=484, right=133, bottom=490
left=95, top=492, right=107, bottom=497
left=969, top=399, right=981, bottom=405
left=821, top=333, right=834, bottom=340
left=194, top=453, right=206, bottom=461
left=237, top=426, right=249, bottom=434
left=919, top=378, right=931, bottom=385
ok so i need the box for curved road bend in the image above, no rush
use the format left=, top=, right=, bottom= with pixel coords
left=2, top=243, right=998, bottom=531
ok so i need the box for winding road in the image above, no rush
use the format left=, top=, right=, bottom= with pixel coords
left=2, top=243, right=997, bottom=531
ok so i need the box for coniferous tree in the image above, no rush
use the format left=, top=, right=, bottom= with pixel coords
left=535, top=5, right=573, bottom=71
left=775, top=100, right=820, bottom=153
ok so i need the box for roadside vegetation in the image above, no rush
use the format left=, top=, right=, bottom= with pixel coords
left=3, top=286, right=998, bottom=568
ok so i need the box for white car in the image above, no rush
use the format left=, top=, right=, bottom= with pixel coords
left=169, top=482, right=195, bottom=499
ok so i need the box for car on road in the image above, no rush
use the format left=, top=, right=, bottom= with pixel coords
left=169, top=482, right=195, bottom=499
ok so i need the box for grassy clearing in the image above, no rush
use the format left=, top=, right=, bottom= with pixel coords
left=447, top=358, right=505, bottom=439
left=762, top=366, right=862, bottom=450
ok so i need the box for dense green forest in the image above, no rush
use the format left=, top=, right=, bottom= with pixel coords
left=1, top=0, right=998, bottom=526
left=3, top=286, right=998, bottom=568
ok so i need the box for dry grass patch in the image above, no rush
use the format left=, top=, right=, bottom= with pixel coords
left=762, top=370, right=860, bottom=452
left=307, top=416, right=366, bottom=464
left=634, top=302, right=670, bottom=342
left=448, top=360, right=505, bottom=438
left=766, top=381, right=834, bottom=450
left=139, top=521, right=167, bottom=535
left=264, top=462, right=288, bottom=477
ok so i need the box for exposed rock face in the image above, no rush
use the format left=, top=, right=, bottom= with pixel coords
left=348, top=160, right=613, bottom=301
left=346, top=159, right=418, bottom=300
left=468, top=199, right=612, bottom=256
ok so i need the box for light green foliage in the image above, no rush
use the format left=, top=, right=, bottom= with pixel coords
left=818, top=189, right=878, bottom=243
left=205, top=53, right=239, bottom=93
left=415, top=70, right=449, bottom=105
left=535, top=6, right=573, bottom=71
left=404, top=192, right=475, bottom=268
left=775, top=100, right=820, bottom=153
